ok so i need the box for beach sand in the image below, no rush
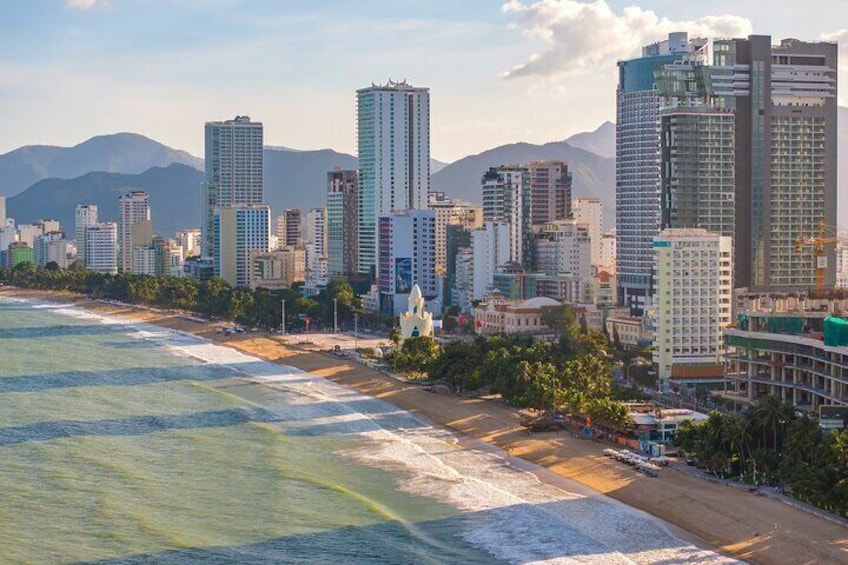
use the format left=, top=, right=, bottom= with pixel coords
left=4, top=288, right=847, bottom=564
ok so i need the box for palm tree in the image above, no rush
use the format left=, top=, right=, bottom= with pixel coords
left=389, top=326, right=401, bottom=373
left=723, top=414, right=752, bottom=475
left=753, top=395, right=793, bottom=451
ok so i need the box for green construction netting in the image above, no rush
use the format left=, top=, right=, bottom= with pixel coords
left=823, top=316, right=848, bottom=347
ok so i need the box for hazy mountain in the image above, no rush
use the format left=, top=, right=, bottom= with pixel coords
left=263, top=147, right=358, bottom=213
left=430, top=158, right=449, bottom=175
left=430, top=141, right=616, bottom=229
left=0, top=133, right=203, bottom=198
left=7, top=164, right=204, bottom=237
left=564, top=121, right=615, bottom=159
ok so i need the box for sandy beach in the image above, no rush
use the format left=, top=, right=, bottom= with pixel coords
left=3, top=287, right=847, bottom=564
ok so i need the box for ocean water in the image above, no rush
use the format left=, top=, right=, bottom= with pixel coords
left=0, top=297, right=739, bottom=564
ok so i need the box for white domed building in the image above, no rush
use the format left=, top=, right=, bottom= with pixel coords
left=473, top=293, right=562, bottom=335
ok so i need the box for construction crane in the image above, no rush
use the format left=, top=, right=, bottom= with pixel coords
left=794, top=220, right=841, bottom=297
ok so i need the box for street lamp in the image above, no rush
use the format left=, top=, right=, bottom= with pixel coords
left=281, top=299, right=286, bottom=337
left=354, top=312, right=359, bottom=349
left=333, top=298, right=338, bottom=334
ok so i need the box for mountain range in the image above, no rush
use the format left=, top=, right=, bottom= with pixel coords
left=0, top=133, right=203, bottom=198
left=4, top=107, right=846, bottom=236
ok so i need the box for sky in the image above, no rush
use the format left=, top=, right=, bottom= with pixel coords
left=0, top=0, right=845, bottom=162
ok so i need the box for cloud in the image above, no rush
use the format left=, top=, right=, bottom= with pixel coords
left=66, top=0, right=105, bottom=9
left=820, top=29, right=847, bottom=106
left=501, top=0, right=752, bottom=79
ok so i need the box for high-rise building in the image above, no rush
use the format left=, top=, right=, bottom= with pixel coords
left=616, top=32, right=709, bottom=315
left=470, top=222, right=511, bottom=301
left=327, top=169, right=359, bottom=277
left=620, top=33, right=839, bottom=309
left=573, top=198, right=603, bottom=267
left=303, top=207, right=327, bottom=286
left=118, top=191, right=151, bottom=274
left=600, top=230, right=617, bottom=273
left=75, top=205, right=98, bottom=266
left=528, top=161, right=572, bottom=225
left=482, top=166, right=531, bottom=267
left=276, top=209, right=302, bottom=249
left=16, top=224, right=42, bottom=248
left=652, top=228, right=733, bottom=389
left=176, top=229, right=201, bottom=260
left=7, top=242, right=33, bottom=268
left=429, top=192, right=483, bottom=275
left=377, top=209, right=436, bottom=315
left=357, top=80, right=430, bottom=277
left=213, top=205, right=271, bottom=287
left=36, top=219, right=61, bottom=235
left=203, top=116, right=264, bottom=261
left=85, top=222, right=118, bottom=275
left=33, top=232, right=69, bottom=268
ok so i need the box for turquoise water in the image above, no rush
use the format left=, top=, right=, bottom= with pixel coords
left=0, top=299, right=496, bottom=564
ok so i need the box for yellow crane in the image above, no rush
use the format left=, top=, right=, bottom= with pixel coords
left=794, top=220, right=841, bottom=297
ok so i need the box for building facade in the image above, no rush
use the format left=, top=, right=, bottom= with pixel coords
left=327, top=169, right=359, bottom=277
left=470, top=222, right=511, bottom=302
left=213, top=205, right=271, bottom=287
left=118, top=191, right=151, bottom=274
left=357, top=80, right=430, bottom=277
left=652, top=228, right=733, bottom=389
left=85, top=222, right=118, bottom=275
left=203, top=116, right=264, bottom=261
left=529, top=161, right=572, bottom=225
left=617, top=32, right=709, bottom=315
left=377, top=209, right=436, bottom=316
left=482, top=166, right=531, bottom=267
left=573, top=198, right=604, bottom=267
left=429, top=192, right=482, bottom=275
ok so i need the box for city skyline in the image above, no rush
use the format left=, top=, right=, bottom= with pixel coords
left=0, top=1, right=844, bottom=162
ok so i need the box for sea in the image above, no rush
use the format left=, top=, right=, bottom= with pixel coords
left=0, top=296, right=739, bottom=564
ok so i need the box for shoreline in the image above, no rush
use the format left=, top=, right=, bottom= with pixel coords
left=3, top=288, right=846, bottom=564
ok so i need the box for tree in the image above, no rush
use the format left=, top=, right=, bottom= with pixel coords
left=752, top=395, right=794, bottom=451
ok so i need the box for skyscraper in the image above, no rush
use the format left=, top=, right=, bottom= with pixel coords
left=616, top=33, right=708, bottom=315
left=203, top=116, right=264, bottom=261
left=213, top=205, right=270, bottom=288
left=85, top=222, right=118, bottom=275
left=276, top=208, right=302, bottom=248
left=118, top=191, right=151, bottom=274
left=528, top=161, right=572, bottom=225
left=482, top=166, right=531, bottom=267
left=573, top=198, right=603, bottom=267
left=75, top=204, right=98, bottom=266
left=618, top=32, right=837, bottom=311
left=357, top=80, right=430, bottom=278
left=652, top=228, right=733, bottom=389
left=327, top=169, right=359, bottom=277
left=377, top=210, right=436, bottom=315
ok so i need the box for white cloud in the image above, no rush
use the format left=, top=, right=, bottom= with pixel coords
left=66, top=0, right=105, bottom=9
left=501, top=0, right=752, bottom=79
left=820, top=29, right=847, bottom=106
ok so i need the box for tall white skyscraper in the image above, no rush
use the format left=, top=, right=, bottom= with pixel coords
left=356, top=80, right=430, bottom=277
left=203, top=116, right=264, bottom=261
left=75, top=205, right=98, bottom=266
left=573, top=198, right=603, bottom=267
left=118, top=191, right=151, bottom=274
left=86, top=222, right=118, bottom=275
left=482, top=167, right=530, bottom=267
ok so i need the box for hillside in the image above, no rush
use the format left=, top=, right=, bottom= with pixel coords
left=564, top=121, right=615, bottom=159
left=431, top=141, right=615, bottom=229
left=0, top=133, right=203, bottom=198
left=7, top=164, right=204, bottom=237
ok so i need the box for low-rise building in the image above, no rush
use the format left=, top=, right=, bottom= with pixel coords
left=725, top=294, right=848, bottom=413
left=474, top=294, right=561, bottom=335
left=249, top=248, right=306, bottom=290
